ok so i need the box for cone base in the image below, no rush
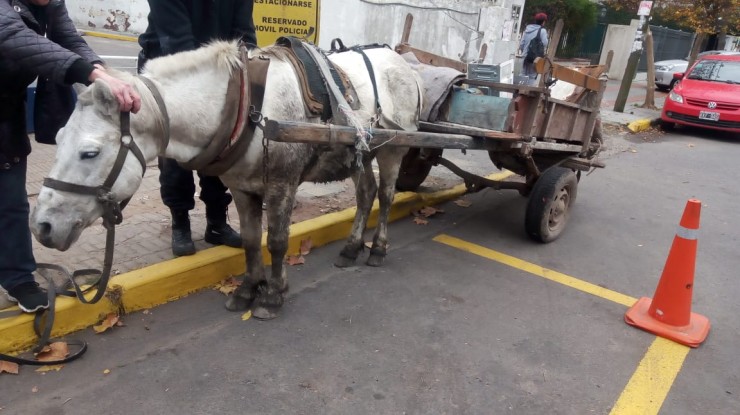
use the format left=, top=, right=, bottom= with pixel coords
left=625, top=297, right=710, bottom=348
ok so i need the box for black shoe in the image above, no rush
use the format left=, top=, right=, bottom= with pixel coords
left=171, top=209, right=196, bottom=257
left=205, top=222, right=242, bottom=248
left=172, top=227, right=196, bottom=256
left=7, top=282, right=49, bottom=313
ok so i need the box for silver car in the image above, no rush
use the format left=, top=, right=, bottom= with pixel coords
left=654, top=59, right=688, bottom=91
left=655, top=51, right=740, bottom=91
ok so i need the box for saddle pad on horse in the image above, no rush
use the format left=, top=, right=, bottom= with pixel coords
left=274, top=36, right=360, bottom=121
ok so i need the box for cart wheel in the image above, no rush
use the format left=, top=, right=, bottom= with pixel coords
left=395, top=148, right=442, bottom=191
left=525, top=167, right=578, bottom=243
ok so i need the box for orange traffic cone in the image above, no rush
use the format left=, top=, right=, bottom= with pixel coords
left=624, top=199, right=710, bottom=347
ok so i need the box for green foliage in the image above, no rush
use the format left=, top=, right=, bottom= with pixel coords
left=522, top=0, right=598, bottom=35
left=600, top=0, right=740, bottom=34
left=522, top=0, right=598, bottom=57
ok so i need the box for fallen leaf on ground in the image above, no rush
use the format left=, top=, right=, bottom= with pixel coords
left=35, top=365, right=64, bottom=373
left=0, top=361, right=19, bottom=375
left=287, top=255, right=305, bottom=266
left=419, top=206, right=444, bottom=217
left=103, top=369, right=111, bottom=375
left=32, top=386, right=38, bottom=393
left=93, top=314, right=120, bottom=334
left=364, top=241, right=372, bottom=249
left=300, top=237, right=313, bottom=256
left=629, top=149, right=638, bottom=153
left=241, top=310, right=252, bottom=321
left=36, top=342, right=69, bottom=362
left=454, top=199, right=472, bottom=208
left=413, top=217, right=429, bottom=225
left=688, top=143, right=695, bottom=147
left=214, top=276, right=240, bottom=296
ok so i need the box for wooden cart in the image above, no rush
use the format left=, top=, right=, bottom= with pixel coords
left=265, top=19, right=612, bottom=243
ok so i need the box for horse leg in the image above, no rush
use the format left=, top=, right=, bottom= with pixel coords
left=252, top=183, right=296, bottom=320
left=225, top=190, right=265, bottom=311
left=335, top=160, right=377, bottom=268
left=367, top=149, right=405, bottom=267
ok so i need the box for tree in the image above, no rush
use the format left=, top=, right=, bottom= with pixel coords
left=522, top=0, right=598, bottom=56
left=601, top=0, right=740, bottom=35
left=602, top=1, right=740, bottom=109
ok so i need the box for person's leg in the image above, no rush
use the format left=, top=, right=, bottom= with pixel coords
left=159, top=157, right=197, bottom=256
left=0, top=159, right=48, bottom=312
left=198, top=173, right=241, bottom=247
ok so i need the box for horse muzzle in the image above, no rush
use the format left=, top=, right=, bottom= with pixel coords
left=30, top=205, right=87, bottom=252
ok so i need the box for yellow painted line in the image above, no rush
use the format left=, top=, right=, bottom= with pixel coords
left=433, top=234, right=691, bottom=414
left=433, top=234, right=637, bottom=307
left=609, top=337, right=690, bottom=415
left=81, top=30, right=138, bottom=42
left=1, top=171, right=513, bottom=353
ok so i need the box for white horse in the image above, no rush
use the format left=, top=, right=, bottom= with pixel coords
left=30, top=40, right=422, bottom=319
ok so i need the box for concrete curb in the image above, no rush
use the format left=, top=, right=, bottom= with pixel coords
left=0, top=171, right=513, bottom=354
left=81, top=30, right=138, bottom=42
left=627, top=118, right=662, bottom=133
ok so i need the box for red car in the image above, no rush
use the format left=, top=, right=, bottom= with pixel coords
left=661, top=54, right=740, bottom=134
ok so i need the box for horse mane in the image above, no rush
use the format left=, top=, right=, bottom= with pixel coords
left=141, top=40, right=243, bottom=79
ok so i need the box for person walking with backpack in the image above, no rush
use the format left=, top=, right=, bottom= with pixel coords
left=520, top=12, right=549, bottom=80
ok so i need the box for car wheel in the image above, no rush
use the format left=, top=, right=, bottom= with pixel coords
left=656, top=85, right=668, bottom=92
left=659, top=120, right=675, bottom=131
left=668, top=79, right=678, bottom=90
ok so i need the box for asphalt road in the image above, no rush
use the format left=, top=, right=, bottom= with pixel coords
left=1, top=123, right=738, bottom=414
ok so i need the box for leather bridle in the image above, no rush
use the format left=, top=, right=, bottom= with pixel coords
left=0, top=76, right=170, bottom=366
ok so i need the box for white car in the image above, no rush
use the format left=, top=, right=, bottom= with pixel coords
left=654, top=59, right=688, bottom=91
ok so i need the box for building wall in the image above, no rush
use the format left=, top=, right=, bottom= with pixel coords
left=66, top=0, right=525, bottom=65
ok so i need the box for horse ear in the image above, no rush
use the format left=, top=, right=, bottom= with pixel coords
left=72, top=83, right=87, bottom=96
left=91, top=78, right=119, bottom=116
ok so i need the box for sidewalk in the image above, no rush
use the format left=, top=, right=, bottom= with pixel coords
left=600, top=75, right=665, bottom=126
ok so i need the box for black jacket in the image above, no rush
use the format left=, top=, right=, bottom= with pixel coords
left=0, top=0, right=101, bottom=167
left=138, top=0, right=257, bottom=62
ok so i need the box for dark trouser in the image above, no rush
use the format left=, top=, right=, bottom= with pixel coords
left=158, top=157, right=232, bottom=218
left=0, top=158, right=36, bottom=291
left=522, top=61, right=538, bottom=79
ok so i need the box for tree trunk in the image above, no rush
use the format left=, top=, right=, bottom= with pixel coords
left=642, top=26, right=656, bottom=109
left=687, top=33, right=706, bottom=69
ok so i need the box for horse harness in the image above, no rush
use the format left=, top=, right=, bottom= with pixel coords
left=179, top=45, right=271, bottom=176
left=0, top=75, right=171, bottom=366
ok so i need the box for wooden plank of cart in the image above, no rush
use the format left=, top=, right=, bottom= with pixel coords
left=264, top=17, right=613, bottom=243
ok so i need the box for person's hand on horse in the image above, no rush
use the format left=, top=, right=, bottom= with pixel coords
left=88, top=66, right=141, bottom=113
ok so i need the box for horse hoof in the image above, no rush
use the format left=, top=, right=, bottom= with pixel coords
left=334, top=255, right=357, bottom=268
left=252, top=305, right=280, bottom=320
left=366, top=254, right=385, bottom=267
left=224, top=294, right=251, bottom=311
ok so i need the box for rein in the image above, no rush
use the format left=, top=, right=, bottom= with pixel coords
left=0, top=75, right=170, bottom=366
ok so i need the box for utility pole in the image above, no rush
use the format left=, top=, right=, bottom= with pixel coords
left=613, top=1, right=653, bottom=113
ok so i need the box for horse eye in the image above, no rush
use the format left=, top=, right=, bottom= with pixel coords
left=80, top=151, right=100, bottom=160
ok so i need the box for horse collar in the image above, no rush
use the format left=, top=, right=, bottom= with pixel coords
left=179, top=46, right=271, bottom=176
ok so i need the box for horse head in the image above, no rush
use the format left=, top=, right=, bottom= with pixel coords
left=31, top=76, right=159, bottom=251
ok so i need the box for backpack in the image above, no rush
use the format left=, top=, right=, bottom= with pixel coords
left=524, top=27, right=545, bottom=63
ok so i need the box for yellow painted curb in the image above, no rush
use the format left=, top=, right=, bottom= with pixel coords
left=627, top=119, right=653, bottom=133
left=81, top=30, right=138, bottom=42
left=0, top=171, right=512, bottom=353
